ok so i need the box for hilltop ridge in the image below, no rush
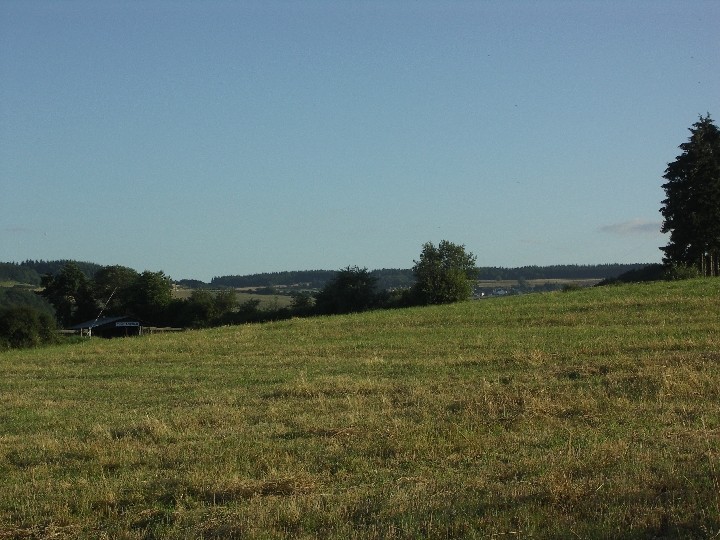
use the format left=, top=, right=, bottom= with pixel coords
left=2, top=260, right=651, bottom=289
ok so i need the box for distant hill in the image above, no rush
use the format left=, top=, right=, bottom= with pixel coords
left=0, top=262, right=42, bottom=286
left=210, top=270, right=338, bottom=289
left=2, top=261, right=655, bottom=291
left=210, top=264, right=652, bottom=290
left=474, top=263, right=651, bottom=281
left=0, top=260, right=102, bottom=285
left=19, top=260, right=102, bottom=279
left=210, top=269, right=419, bottom=291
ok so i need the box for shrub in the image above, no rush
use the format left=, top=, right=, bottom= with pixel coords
left=664, top=264, right=702, bottom=281
left=562, top=283, right=581, bottom=292
left=0, top=306, right=57, bottom=350
left=314, top=266, right=380, bottom=315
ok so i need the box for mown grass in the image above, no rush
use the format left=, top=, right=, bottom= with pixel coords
left=1, top=279, right=719, bottom=539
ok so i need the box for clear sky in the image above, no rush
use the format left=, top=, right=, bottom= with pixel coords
left=1, top=1, right=718, bottom=281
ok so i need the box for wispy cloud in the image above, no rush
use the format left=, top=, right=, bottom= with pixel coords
left=599, top=219, right=663, bottom=236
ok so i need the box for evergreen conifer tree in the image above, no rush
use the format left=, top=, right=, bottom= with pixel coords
left=660, top=114, right=720, bottom=276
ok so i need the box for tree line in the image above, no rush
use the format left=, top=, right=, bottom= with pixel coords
left=0, top=260, right=102, bottom=285
left=1, top=241, right=478, bottom=349
left=206, top=264, right=647, bottom=290
left=2, top=261, right=650, bottom=292
left=209, top=269, right=418, bottom=291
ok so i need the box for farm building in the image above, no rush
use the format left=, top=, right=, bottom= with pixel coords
left=69, top=316, right=146, bottom=338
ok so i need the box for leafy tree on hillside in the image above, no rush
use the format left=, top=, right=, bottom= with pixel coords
left=175, top=289, right=239, bottom=328
left=412, top=241, right=477, bottom=305
left=660, top=114, right=720, bottom=276
left=314, top=266, right=380, bottom=315
left=290, top=291, right=315, bottom=316
left=128, top=271, right=173, bottom=323
left=37, top=263, right=232, bottom=329
left=213, top=289, right=238, bottom=317
left=39, top=262, right=97, bottom=326
left=170, top=289, right=215, bottom=328
left=92, top=265, right=140, bottom=316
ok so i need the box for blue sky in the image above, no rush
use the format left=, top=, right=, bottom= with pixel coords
left=1, top=1, right=718, bottom=281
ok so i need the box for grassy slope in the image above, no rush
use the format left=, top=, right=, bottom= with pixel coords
left=0, top=279, right=719, bottom=539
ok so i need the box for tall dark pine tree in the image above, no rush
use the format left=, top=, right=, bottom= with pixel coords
left=660, top=114, right=720, bottom=276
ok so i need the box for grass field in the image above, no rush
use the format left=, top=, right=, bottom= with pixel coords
left=1, top=279, right=719, bottom=539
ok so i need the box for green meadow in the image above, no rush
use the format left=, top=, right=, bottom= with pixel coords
left=1, top=279, right=719, bottom=539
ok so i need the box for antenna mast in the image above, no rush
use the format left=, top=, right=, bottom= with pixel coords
left=88, top=287, right=118, bottom=337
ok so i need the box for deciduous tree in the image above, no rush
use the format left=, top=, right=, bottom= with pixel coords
left=412, top=240, right=477, bottom=304
left=129, top=271, right=173, bottom=323
left=92, top=265, right=140, bottom=316
left=314, top=266, right=379, bottom=315
left=39, top=262, right=96, bottom=326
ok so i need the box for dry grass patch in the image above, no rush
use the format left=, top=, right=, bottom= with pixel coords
left=1, top=278, right=719, bottom=538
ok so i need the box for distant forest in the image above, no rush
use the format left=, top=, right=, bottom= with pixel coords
left=2, top=261, right=650, bottom=291
left=209, top=264, right=650, bottom=290
left=0, top=260, right=101, bottom=285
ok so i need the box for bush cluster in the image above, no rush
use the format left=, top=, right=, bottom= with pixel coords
left=0, top=306, right=57, bottom=350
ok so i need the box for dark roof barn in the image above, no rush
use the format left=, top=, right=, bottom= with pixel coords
left=69, top=316, right=145, bottom=338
